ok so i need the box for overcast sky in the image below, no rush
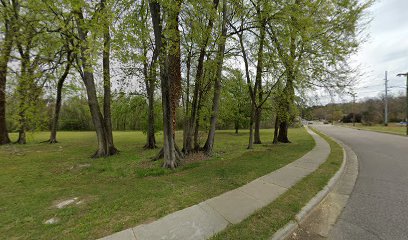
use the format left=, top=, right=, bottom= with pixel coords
left=317, top=0, right=408, bottom=104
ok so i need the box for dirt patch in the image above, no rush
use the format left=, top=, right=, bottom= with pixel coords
left=182, top=152, right=208, bottom=164
left=138, top=160, right=156, bottom=169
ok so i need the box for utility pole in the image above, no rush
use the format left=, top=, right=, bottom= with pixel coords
left=350, top=92, right=357, bottom=127
left=384, top=71, right=388, bottom=126
left=396, top=72, right=408, bottom=136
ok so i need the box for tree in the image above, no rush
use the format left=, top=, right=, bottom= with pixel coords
left=183, top=0, right=220, bottom=154
left=267, top=0, right=370, bottom=143
left=202, top=0, right=227, bottom=155
left=47, top=42, right=74, bottom=144
left=114, top=0, right=158, bottom=149
left=231, top=0, right=281, bottom=149
left=72, top=0, right=118, bottom=157
left=0, top=0, right=16, bottom=144
left=149, top=0, right=183, bottom=168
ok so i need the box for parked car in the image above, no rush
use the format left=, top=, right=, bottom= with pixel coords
left=399, top=121, right=408, bottom=126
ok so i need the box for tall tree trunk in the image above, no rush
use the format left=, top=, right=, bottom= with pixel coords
left=253, top=17, right=266, bottom=145
left=149, top=0, right=181, bottom=168
left=144, top=72, right=157, bottom=149
left=277, top=13, right=297, bottom=144
left=235, top=121, right=239, bottom=134
left=141, top=1, right=157, bottom=149
left=0, top=11, right=13, bottom=145
left=48, top=49, right=72, bottom=143
left=48, top=61, right=70, bottom=143
left=185, top=0, right=220, bottom=154
left=101, top=3, right=118, bottom=155
left=193, top=92, right=203, bottom=151
left=203, top=0, right=227, bottom=155
left=15, top=46, right=30, bottom=145
left=237, top=30, right=257, bottom=149
left=75, top=9, right=110, bottom=158
left=182, top=49, right=192, bottom=152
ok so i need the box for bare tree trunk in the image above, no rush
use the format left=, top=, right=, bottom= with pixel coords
left=141, top=1, right=157, bottom=150
left=277, top=121, right=290, bottom=143
left=254, top=107, right=262, bottom=144
left=277, top=78, right=294, bottom=143
left=203, top=0, right=227, bottom=155
left=0, top=10, right=13, bottom=145
left=0, top=63, right=10, bottom=144
left=144, top=74, right=157, bottom=149
left=235, top=121, right=239, bottom=134
left=273, top=115, right=279, bottom=144
left=253, top=17, right=266, bottom=145
left=185, top=0, right=220, bottom=154
left=182, top=49, right=192, bottom=152
left=48, top=54, right=71, bottom=144
left=49, top=72, right=66, bottom=143
left=17, top=97, right=26, bottom=144
left=15, top=45, right=30, bottom=145
left=149, top=0, right=181, bottom=168
left=17, top=129, right=26, bottom=144
left=101, top=5, right=118, bottom=155
left=193, top=93, right=203, bottom=151
left=247, top=103, right=255, bottom=149
left=75, top=9, right=110, bottom=158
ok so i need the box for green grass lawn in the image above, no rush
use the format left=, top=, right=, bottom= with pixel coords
left=0, top=128, right=314, bottom=240
left=340, top=123, right=407, bottom=136
left=211, top=128, right=343, bottom=240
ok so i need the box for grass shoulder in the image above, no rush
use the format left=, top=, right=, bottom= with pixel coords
left=339, top=123, right=406, bottom=136
left=211, top=127, right=343, bottom=240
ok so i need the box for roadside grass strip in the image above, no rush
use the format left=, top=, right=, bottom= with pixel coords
left=211, top=128, right=343, bottom=240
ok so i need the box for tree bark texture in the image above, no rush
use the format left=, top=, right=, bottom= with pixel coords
left=273, top=115, right=279, bottom=144
left=253, top=107, right=262, bottom=144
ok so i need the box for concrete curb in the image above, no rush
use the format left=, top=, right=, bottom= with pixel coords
left=270, top=130, right=348, bottom=240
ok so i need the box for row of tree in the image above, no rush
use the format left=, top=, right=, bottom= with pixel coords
left=0, top=0, right=370, bottom=168
left=308, top=93, right=407, bottom=124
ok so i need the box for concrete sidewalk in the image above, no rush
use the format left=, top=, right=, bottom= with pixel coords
left=99, top=128, right=330, bottom=240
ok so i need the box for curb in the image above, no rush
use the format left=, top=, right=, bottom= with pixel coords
left=270, top=131, right=348, bottom=240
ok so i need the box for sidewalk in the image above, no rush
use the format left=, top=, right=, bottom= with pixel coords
left=99, top=127, right=330, bottom=240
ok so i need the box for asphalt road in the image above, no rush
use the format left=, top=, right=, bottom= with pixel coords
left=313, top=125, right=408, bottom=240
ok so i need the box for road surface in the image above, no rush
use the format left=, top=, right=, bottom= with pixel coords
left=312, top=125, right=408, bottom=240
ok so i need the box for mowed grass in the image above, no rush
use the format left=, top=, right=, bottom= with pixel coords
left=211, top=128, right=343, bottom=240
left=0, top=128, right=314, bottom=240
left=341, top=123, right=407, bottom=136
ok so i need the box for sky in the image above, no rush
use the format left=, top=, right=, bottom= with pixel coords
left=318, top=0, right=408, bottom=105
